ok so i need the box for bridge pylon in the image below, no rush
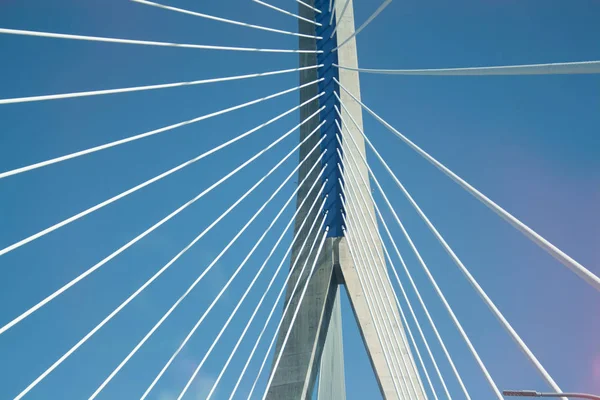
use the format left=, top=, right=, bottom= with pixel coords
left=265, top=1, right=427, bottom=399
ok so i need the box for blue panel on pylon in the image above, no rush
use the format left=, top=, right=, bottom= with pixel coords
left=315, top=0, right=343, bottom=238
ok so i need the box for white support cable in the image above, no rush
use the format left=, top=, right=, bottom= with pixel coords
left=260, top=227, right=330, bottom=400
left=252, top=0, right=322, bottom=26
left=342, top=224, right=405, bottom=399
left=341, top=186, right=420, bottom=399
left=332, top=0, right=392, bottom=51
left=339, top=182, right=411, bottom=399
left=230, top=208, right=329, bottom=400
left=338, top=162, right=423, bottom=399
left=329, top=0, right=336, bottom=26
left=146, top=144, right=328, bottom=400
left=329, top=0, right=350, bottom=38
left=336, top=99, right=490, bottom=399
left=0, top=99, right=325, bottom=340
left=0, top=83, right=322, bottom=261
left=0, top=91, right=325, bottom=338
left=0, top=28, right=322, bottom=53
left=334, top=60, right=600, bottom=75
left=341, top=205, right=407, bottom=399
left=13, top=107, right=324, bottom=400
left=334, top=77, right=600, bottom=291
left=0, top=64, right=322, bottom=106
left=340, top=101, right=564, bottom=397
left=206, top=181, right=329, bottom=400
left=336, top=92, right=565, bottom=398
left=246, top=212, right=329, bottom=399
left=131, top=0, right=321, bottom=39
left=88, top=120, right=326, bottom=400
left=0, top=78, right=322, bottom=181
left=177, top=170, right=328, bottom=400
left=296, top=0, right=321, bottom=14
left=336, top=132, right=441, bottom=400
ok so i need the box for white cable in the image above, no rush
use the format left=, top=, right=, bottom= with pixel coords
left=0, top=91, right=325, bottom=339
left=87, top=115, right=326, bottom=400
left=0, top=84, right=322, bottom=262
left=339, top=164, right=423, bottom=399
left=230, top=208, right=329, bottom=400
left=0, top=78, right=321, bottom=181
left=147, top=144, right=327, bottom=400
left=0, top=99, right=325, bottom=340
left=341, top=205, right=407, bottom=399
left=0, top=27, right=322, bottom=53
left=296, top=0, right=321, bottom=14
left=332, top=0, right=392, bottom=51
left=336, top=99, right=487, bottom=399
left=334, top=60, right=600, bottom=75
left=13, top=106, right=324, bottom=400
left=245, top=211, right=329, bottom=400
left=178, top=169, right=327, bottom=400
left=342, top=103, right=563, bottom=398
left=334, top=77, right=600, bottom=292
left=342, top=224, right=404, bottom=399
left=252, top=0, right=322, bottom=26
left=206, top=181, right=328, bottom=400
left=336, top=90, right=565, bottom=398
left=131, top=0, right=321, bottom=39
left=329, top=0, right=336, bottom=27
left=0, top=64, right=322, bottom=106
left=260, top=227, right=329, bottom=400
left=336, top=132, right=441, bottom=400
left=339, top=181, right=410, bottom=398
left=329, top=0, right=350, bottom=38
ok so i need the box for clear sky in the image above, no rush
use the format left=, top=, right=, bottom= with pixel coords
left=0, top=0, right=598, bottom=399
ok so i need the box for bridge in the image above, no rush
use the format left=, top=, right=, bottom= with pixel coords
left=0, top=0, right=599, bottom=399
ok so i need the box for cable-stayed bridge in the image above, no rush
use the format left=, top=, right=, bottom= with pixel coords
left=0, top=0, right=599, bottom=399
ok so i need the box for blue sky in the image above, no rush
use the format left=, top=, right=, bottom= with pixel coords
left=0, top=0, right=599, bottom=399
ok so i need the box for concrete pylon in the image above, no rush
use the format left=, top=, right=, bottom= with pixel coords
left=264, top=1, right=427, bottom=399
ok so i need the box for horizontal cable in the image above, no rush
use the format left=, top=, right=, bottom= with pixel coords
left=0, top=91, right=324, bottom=337
left=336, top=132, right=441, bottom=400
left=207, top=180, right=328, bottom=400
left=246, top=211, right=329, bottom=399
left=176, top=156, right=327, bottom=400
left=0, top=78, right=322, bottom=180
left=88, top=112, right=326, bottom=400
left=296, top=0, right=321, bottom=14
left=335, top=76, right=600, bottom=291
left=332, top=0, right=392, bottom=51
left=0, top=86, right=323, bottom=262
left=131, top=0, right=321, bottom=39
left=230, top=206, right=328, bottom=399
left=0, top=64, right=322, bottom=105
left=252, top=0, right=322, bottom=27
left=336, top=102, right=471, bottom=399
left=334, top=60, right=600, bottom=75
left=13, top=105, right=325, bottom=400
left=329, top=0, right=350, bottom=38
left=0, top=27, right=322, bottom=53
left=260, top=227, right=330, bottom=400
